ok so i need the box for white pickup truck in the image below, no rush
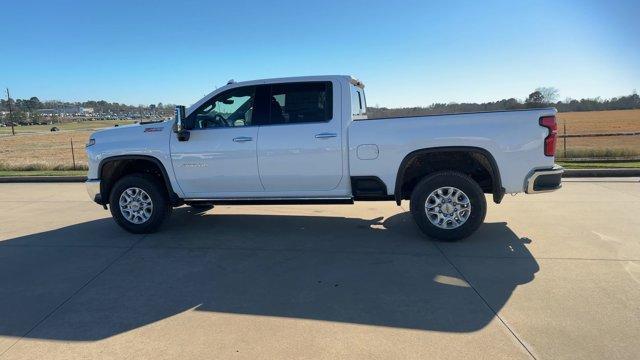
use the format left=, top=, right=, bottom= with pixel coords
left=85, top=75, right=562, bottom=241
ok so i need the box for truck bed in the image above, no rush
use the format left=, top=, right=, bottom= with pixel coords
left=348, top=108, right=558, bottom=194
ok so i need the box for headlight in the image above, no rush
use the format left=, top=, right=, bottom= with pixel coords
left=86, top=138, right=96, bottom=148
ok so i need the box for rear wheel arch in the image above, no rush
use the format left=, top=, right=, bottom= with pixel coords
left=394, top=146, right=504, bottom=205
left=98, top=155, right=181, bottom=206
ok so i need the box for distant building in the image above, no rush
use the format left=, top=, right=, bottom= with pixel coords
left=37, top=109, right=58, bottom=116
left=37, top=107, right=95, bottom=116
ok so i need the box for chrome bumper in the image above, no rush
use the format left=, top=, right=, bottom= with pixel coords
left=86, top=179, right=102, bottom=203
left=526, top=165, right=564, bottom=194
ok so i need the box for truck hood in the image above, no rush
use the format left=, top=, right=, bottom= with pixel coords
left=88, top=119, right=173, bottom=153
left=91, top=120, right=172, bottom=140
left=92, top=120, right=171, bottom=137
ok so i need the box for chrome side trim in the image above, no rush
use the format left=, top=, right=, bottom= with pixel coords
left=526, top=165, right=564, bottom=194
left=86, top=179, right=101, bottom=201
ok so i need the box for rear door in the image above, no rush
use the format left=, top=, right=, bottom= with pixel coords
left=257, top=81, right=343, bottom=191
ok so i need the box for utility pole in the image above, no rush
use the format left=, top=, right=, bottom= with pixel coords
left=70, top=138, right=76, bottom=170
left=563, top=122, right=567, bottom=158
left=6, top=88, right=15, bottom=136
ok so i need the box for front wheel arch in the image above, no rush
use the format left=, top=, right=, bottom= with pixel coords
left=98, top=155, right=182, bottom=206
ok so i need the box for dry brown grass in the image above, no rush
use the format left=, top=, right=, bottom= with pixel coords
left=557, top=109, right=640, bottom=134
left=0, top=119, right=135, bottom=171
left=556, top=109, right=640, bottom=157
left=0, top=131, right=91, bottom=170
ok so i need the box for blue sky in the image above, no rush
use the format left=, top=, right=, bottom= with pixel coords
left=2, top=0, right=639, bottom=107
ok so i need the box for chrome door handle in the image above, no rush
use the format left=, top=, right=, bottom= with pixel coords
left=315, top=132, right=337, bottom=139
left=233, top=136, right=253, bottom=142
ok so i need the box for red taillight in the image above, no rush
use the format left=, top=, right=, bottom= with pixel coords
left=539, top=116, right=557, bottom=156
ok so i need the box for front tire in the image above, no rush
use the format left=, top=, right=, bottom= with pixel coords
left=109, top=174, right=169, bottom=234
left=410, top=171, right=486, bottom=241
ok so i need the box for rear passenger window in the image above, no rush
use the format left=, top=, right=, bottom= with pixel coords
left=268, top=82, right=333, bottom=125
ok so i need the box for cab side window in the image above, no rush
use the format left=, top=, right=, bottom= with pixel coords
left=268, top=82, right=332, bottom=125
left=350, top=85, right=366, bottom=117
left=190, top=86, right=256, bottom=129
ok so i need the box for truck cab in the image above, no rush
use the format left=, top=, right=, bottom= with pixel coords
left=172, top=77, right=350, bottom=198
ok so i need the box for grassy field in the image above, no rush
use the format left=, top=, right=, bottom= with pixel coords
left=557, top=161, right=640, bottom=169
left=0, top=170, right=87, bottom=177
left=0, top=119, right=134, bottom=171
left=556, top=109, right=640, bottom=158
left=0, top=110, right=638, bottom=174
left=556, top=109, right=640, bottom=133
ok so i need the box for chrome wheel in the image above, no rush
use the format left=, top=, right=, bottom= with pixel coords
left=119, top=187, right=153, bottom=224
left=425, top=186, right=471, bottom=229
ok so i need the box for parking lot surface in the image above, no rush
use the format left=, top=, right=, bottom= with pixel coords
left=0, top=179, right=639, bottom=359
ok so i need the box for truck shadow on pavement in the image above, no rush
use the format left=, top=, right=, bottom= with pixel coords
left=0, top=208, right=539, bottom=341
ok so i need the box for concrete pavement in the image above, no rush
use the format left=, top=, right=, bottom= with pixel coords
left=0, top=179, right=638, bottom=359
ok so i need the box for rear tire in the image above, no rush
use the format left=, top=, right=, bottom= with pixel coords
left=410, top=171, right=486, bottom=241
left=109, top=174, right=169, bottom=234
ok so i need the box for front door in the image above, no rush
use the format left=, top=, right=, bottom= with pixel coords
left=170, top=85, right=263, bottom=197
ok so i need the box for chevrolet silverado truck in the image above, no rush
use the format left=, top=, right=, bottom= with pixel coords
left=85, top=75, right=562, bottom=241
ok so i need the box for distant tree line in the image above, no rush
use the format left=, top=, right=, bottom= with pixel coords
left=0, top=96, right=175, bottom=124
left=367, top=88, right=640, bottom=118
left=0, top=97, right=175, bottom=113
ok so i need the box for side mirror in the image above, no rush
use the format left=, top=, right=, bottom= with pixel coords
left=173, top=105, right=190, bottom=141
left=173, top=105, right=186, bottom=131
